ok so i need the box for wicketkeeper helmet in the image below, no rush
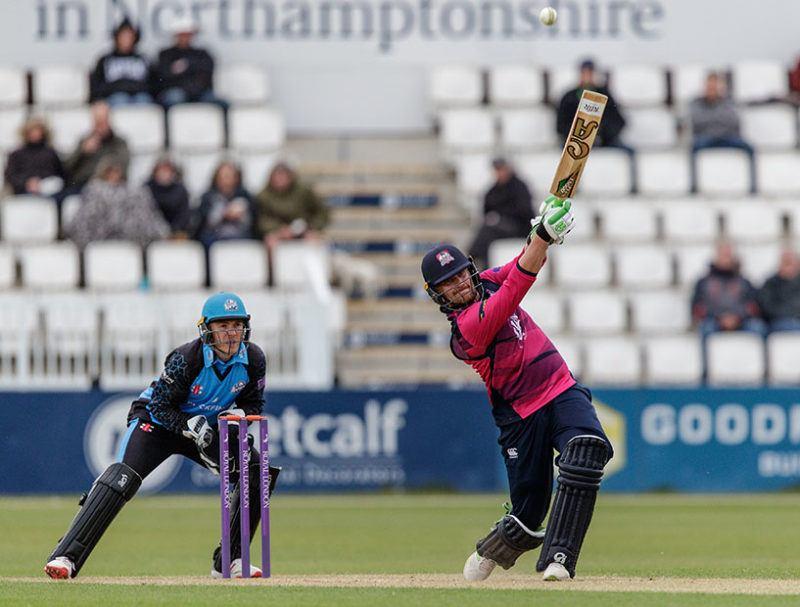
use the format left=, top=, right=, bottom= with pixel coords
left=197, top=292, right=251, bottom=343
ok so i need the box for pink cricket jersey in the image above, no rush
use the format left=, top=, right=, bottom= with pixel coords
left=448, top=254, right=576, bottom=426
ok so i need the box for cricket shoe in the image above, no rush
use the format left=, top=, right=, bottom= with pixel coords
left=44, top=556, right=75, bottom=579
left=211, top=558, right=263, bottom=579
left=542, top=562, right=571, bottom=581
left=463, top=551, right=497, bottom=581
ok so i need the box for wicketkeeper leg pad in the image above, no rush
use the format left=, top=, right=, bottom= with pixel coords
left=476, top=514, right=545, bottom=570
left=48, top=462, right=142, bottom=576
left=536, top=435, right=611, bottom=577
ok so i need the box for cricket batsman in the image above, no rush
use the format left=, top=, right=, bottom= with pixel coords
left=44, top=292, right=278, bottom=579
left=420, top=197, right=612, bottom=582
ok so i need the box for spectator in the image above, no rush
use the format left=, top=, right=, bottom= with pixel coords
left=689, top=72, right=756, bottom=194
left=255, top=162, right=329, bottom=252
left=691, top=241, right=767, bottom=341
left=758, top=248, right=800, bottom=332
left=65, top=157, right=169, bottom=249
left=194, top=161, right=255, bottom=248
left=63, top=101, right=130, bottom=193
left=466, top=157, right=533, bottom=269
left=145, top=156, right=192, bottom=237
left=90, top=18, right=153, bottom=106
left=153, top=16, right=227, bottom=109
left=4, top=116, right=64, bottom=196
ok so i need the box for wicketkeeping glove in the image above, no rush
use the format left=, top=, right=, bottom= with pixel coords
left=182, top=415, right=214, bottom=450
left=529, top=197, right=575, bottom=245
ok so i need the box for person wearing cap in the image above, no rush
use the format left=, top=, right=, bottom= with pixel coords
left=421, top=197, right=612, bottom=583
left=44, top=292, right=278, bottom=580
left=90, top=18, right=153, bottom=106
left=153, top=16, right=228, bottom=109
left=467, top=157, right=534, bottom=269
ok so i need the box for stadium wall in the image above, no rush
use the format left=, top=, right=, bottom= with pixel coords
left=2, top=388, right=799, bottom=494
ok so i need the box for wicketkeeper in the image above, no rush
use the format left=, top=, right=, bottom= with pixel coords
left=45, top=292, right=279, bottom=579
left=421, top=197, right=612, bottom=582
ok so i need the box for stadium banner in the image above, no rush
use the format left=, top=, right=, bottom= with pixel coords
left=1, top=388, right=799, bottom=494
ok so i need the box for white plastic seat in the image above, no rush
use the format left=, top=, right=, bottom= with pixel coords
left=673, top=244, right=715, bottom=286
left=637, top=151, right=691, bottom=196
left=239, top=152, right=278, bottom=194
left=453, top=153, right=494, bottom=197
left=547, top=67, right=576, bottom=104
left=0, top=292, right=38, bottom=387
left=514, top=151, right=562, bottom=199
left=497, top=107, right=557, bottom=150
left=168, top=104, right=225, bottom=152
left=439, top=109, right=495, bottom=151
left=519, top=290, right=563, bottom=334
left=84, top=240, right=143, bottom=290
left=487, top=238, right=525, bottom=266
left=146, top=240, right=206, bottom=290
left=0, top=108, right=27, bottom=151
left=110, top=104, right=165, bottom=154
left=672, top=64, right=709, bottom=106
left=624, top=108, right=678, bottom=148
left=584, top=337, right=641, bottom=385
left=615, top=245, right=673, bottom=289
left=757, top=152, right=800, bottom=195
left=552, top=244, right=611, bottom=289
left=429, top=66, right=483, bottom=106
left=161, top=292, right=210, bottom=349
left=1, top=195, right=59, bottom=243
left=661, top=202, right=718, bottom=243
left=229, top=107, right=286, bottom=152
left=696, top=149, right=752, bottom=196
left=737, top=243, right=781, bottom=285
left=643, top=335, right=703, bottom=385
left=19, top=243, right=80, bottom=289
left=611, top=65, right=667, bottom=107
left=578, top=148, right=632, bottom=197
left=272, top=241, right=332, bottom=301
left=127, top=152, right=160, bottom=188
left=569, top=290, right=627, bottom=335
left=549, top=334, right=582, bottom=377
left=33, top=65, right=88, bottom=107
left=598, top=202, right=657, bottom=243
left=723, top=203, right=782, bottom=242
left=46, top=107, right=93, bottom=154
left=732, top=61, right=788, bottom=103
left=181, top=151, right=224, bottom=198
left=740, top=105, right=798, bottom=150
left=0, top=67, right=27, bottom=107
left=209, top=239, right=267, bottom=289
left=706, top=332, right=765, bottom=386
left=489, top=65, right=544, bottom=105
left=0, top=245, right=14, bottom=288
left=216, top=64, right=271, bottom=105
left=767, top=332, right=800, bottom=384
left=630, top=290, right=690, bottom=334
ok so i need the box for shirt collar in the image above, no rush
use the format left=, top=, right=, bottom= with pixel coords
left=202, top=342, right=248, bottom=368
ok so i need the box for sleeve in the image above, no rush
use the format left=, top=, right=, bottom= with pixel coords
left=236, top=345, right=266, bottom=416
left=89, top=57, right=108, bottom=101
left=601, top=92, right=625, bottom=141
left=192, top=192, right=212, bottom=238
left=456, top=261, right=537, bottom=352
left=509, top=178, right=534, bottom=224
left=153, top=50, right=174, bottom=91
left=756, top=279, right=776, bottom=321
left=147, top=349, right=195, bottom=434
left=173, top=185, right=193, bottom=232
left=4, top=151, right=26, bottom=194
left=305, top=186, right=330, bottom=231
left=690, top=277, right=707, bottom=322
left=742, top=278, right=761, bottom=318
left=255, top=190, right=284, bottom=236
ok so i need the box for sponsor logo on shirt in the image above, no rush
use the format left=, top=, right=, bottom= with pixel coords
left=231, top=380, right=247, bottom=394
left=139, top=422, right=153, bottom=433
left=191, top=384, right=204, bottom=396
left=507, top=448, right=518, bottom=459
left=509, top=314, right=525, bottom=341
left=436, top=250, right=455, bottom=266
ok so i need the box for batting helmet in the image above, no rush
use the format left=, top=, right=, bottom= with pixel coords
left=421, top=244, right=483, bottom=311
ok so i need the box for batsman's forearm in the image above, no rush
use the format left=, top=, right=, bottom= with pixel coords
left=519, top=236, right=549, bottom=275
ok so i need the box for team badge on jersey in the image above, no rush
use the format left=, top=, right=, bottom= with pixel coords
left=139, top=422, right=153, bottom=433
left=191, top=384, right=204, bottom=396
left=231, top=380, right=247, bottom=393
left=224, top=299, right=239, bottom=312
left=436, top=250, right=455, bottom=266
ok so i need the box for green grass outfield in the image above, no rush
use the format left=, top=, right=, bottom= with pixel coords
left=1, top=494, right=799, bottom=605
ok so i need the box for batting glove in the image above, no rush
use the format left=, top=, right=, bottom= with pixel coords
left=530, top=198, right=575, bottom=245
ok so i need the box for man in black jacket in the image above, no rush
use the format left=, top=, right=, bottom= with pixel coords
left=759, top=249, right=800, bottom=332
left=90, top=19, right=153, bottom=106
left=467, top=158, right=534, bottom=269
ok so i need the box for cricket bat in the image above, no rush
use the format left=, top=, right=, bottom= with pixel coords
left=549, top=90, right=608, bottom=199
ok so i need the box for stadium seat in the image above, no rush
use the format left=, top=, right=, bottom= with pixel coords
left=514, top=151, right=562, bottom=199
left=46, top=107, right=92, bottom=154
left=109, top=104, right=165, bottom=154
left=0, top=108, right=27, bottom=151
left=216, top=64, right=271, bottom=105
left=673, top=244, right=715, bottom=286
left=181, top=151, right=224, bottom=197
left=757, top=152, right=800, bottom=195
left=167, top=103, right=225, bottom=152
left=584, top=337, right=641, bottom=385
left=0, top=292, right=37, bottom=387
left=488, top=65, right=544, bottom=105
left=569, top=290, right=627, bottom=335
left=229, top=107, right=286, bottom=152
left=661, top=202, right=718, bottom=243
left=60, top=194, right=82, bottom=227
left=696, top=149, right=752, bottom=196
left=519, top=290, right=564, bottom=334
left=429, top=66, right=483, bottom=106
left=1, top=195, right=58, bottom=243
left=272, top=241, right=331, bottom=293
left=737, top=243, right=781, bottom=285
left=637, top=151, right=691, bottom=196
left=615, top=245, right=674, bottom=288
left=19, top=242, right=80, bottom=289
left=671, top=64, right=708, bottom=106
left=0, top=245, right=14, bottom=288
left=453, top=153, right=494, bottom=197
left=439, top=109, right=495, bottom=152
left=0, top=67, right=28, bottom=107
left=597, top=202, right=658, bottom=243
left=624, top=108, right=678, bottom=149
left=127, top=152, right=159, bottom=188
left=706, top=332, right=765, bottom=386
left=611, top=65, right=667, bottom=107
left=547, top=66, right=576, bottom=103
left=629, top=289, right=690, bottom=334
left=161, top=292, right=210, bottom=348
left=487, top=238, right=525, bottom=268
left=497, top=107, right=557, bottom=150
left=740, top=105, right=798, bottom=150
left=235, top=290, right=285, bottom=368
left=209, top=239, right=268, bottom=289
left=552, top=244, right=611, bottom=289
left=549, top=334, right=582, bottom=377
left=84, top=240, right=143, bottom=290
left=643, top=335, right=703, bottom=385
left=239, top=152, right=278, bottom=194
left=146, top=240, right=206, bottom=290
left=578, top=148, right=632, bottom=197
left=723, top=203, right=783, bottom=242
left=767, top=332, right=800, bottom=384
left=32, top=65, right=88, bottom=107
left=732, top=60, right=788, bottom=103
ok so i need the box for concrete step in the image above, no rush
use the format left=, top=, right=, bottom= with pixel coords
left=337, top=366, right=482, bottom=388
left=331, top=206, right=467, bottom=226
left=328, top=225, right=467, bottom=243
